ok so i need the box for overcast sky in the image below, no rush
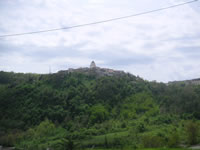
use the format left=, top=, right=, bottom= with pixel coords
left=0, top=0, right=200, bottom=82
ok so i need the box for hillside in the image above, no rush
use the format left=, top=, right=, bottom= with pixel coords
left=0, top=63, right=200, bottom=150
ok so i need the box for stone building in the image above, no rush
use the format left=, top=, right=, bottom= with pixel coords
left=90, top=61, right=96, bottom=68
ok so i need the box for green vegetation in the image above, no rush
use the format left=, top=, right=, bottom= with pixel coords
left=16, top=119, right=69, bottom=150
left=84, top=149, right=189, bottom=150
left=0, top=70, right=200, bottom=149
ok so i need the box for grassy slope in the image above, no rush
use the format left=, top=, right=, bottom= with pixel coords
left=80, top=131, right=129, bottom=146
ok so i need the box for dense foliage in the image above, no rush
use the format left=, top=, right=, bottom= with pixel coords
left=0, top=70, right=200, bottom=149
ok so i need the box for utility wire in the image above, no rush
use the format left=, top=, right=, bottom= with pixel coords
left=0, top=0, right=198, bottom=38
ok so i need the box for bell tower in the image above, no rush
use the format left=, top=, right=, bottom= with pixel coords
left=90, top=61, right=96, bottom=68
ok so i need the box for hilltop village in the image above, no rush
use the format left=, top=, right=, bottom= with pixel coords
left=58, top=61, right=126, bottom=77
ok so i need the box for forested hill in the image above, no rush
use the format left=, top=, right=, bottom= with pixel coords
left=0, top=69, right=200, bottom=149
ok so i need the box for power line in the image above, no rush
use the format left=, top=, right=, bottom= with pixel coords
left=0, top=0, right=198, bottom=38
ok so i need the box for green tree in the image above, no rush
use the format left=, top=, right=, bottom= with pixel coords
left=89, top=104, right=109, bottom=124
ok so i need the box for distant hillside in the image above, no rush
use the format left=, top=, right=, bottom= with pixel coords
left=0, top=62, right=200, bottom=149
left=168, top=78, right=200, bottom=85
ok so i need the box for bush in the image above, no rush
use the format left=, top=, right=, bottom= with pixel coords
left=185, top=121, right=199, bottom=145
left=16, top=119, right=69, bottom=150
left=141, top=135, right=164, bottom=148
left=167, top=132, right=180, bottom=147
left=136, top=122, right=146, bottom=133
left=0, top=133, right=17, bottom=146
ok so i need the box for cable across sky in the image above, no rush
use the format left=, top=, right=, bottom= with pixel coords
left=0, top=0, right=198, bottom=38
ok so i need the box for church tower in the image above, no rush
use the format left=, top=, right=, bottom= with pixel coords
left=90, top=61, right=96, bottom=68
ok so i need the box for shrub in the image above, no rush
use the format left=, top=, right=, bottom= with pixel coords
left=185, top=121, right=199, bottom=145
left=16, top=119, right=68, bottom=150
left=141, top=135, right=164, bottom=148
left=167, top=132, right=180, bottom=147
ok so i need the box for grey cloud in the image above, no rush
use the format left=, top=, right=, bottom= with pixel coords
left=176, top=46, right=200, bottom=54
left=105, top=56, right=154, bottom=67
left=142, top=42, right=157, bottom=49
left=86, top=46, right=155, bottom=67
left=175, top=46, right=200, bottom=60
left=0, top=41, right=20, bottom=55
left=29, top=44, right=87, bottom=62
left=0, top=41, right=88, bottom=61
left=163, top=34, right=200, bottom=42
